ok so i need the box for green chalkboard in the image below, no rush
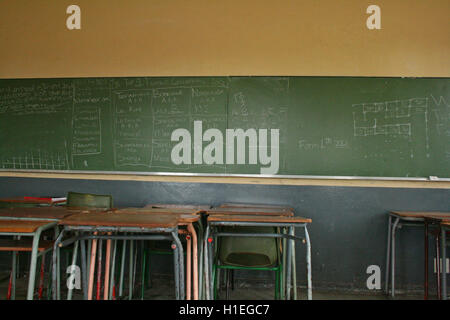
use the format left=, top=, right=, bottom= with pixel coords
left=0, top=77, right=448, bottom=178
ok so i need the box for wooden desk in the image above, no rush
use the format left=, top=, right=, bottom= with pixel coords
left=54, top=211, right=185, bottom=300
left=59, top=211, right=178, bottom=229
left=208, top=214, right=311, bottom=223
left=115, top=207, right=201, bottom=300
left=207, top=207, right=294, bottom=217
left=220, top=203, right=294, bottom=212
left=0, top=207, right=79, bottom=221
left=145, top=204, right=211, bottom=212
left=0, top=218, right=57, bottom=300
left=386, top=211, right=450, bottom=299
left=117, top=207, right=202, bottom=216
left=204, top=213, right=312, bottom=300
left=423, top=215, right=450, bottom=300
left=0, top=197, right=65, bottom=206
left=390, top=211, right=450, bottom=220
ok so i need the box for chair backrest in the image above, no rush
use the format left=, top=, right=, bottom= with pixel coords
left=218, top=226, right=279, bottom=268
left=66, top=192, right=113, bottom=209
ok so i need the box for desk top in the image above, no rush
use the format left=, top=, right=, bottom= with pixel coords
left=208, top=214, right=311, bottom=224
left=117, top=207, right=201, bottom=215
left=0, top=197, right=65, bottom=205
left=115, top=208, right=200, bottom=224
left=0, top=220, right=55, bottom=233
left=220, top=203, right=294, bottom=211
left=390, top=211, right=450, bottom=219
left=0, top=207, right=109, bottom=220
left=59, top=211, right=179, bottom=229
left=144, top=204, right=211, bottom=211
left=207, top=207, right=294, bottom=217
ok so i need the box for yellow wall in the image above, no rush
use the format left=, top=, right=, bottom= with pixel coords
left=0, top=0, right=449, bottom=79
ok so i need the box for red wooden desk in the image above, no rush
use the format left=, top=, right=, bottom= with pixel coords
left=55, top=211, right=185, bottom=300
left=204, top=210, right=312, bottom=300
left=208, top=206, right=294, bottom=217
left=116, top=207, right=201, bottom=300
left=0, top=218, right=57, bottom=299
left=387, top=211, right=450, bottom=299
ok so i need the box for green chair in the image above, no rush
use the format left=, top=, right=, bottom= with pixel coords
left=66, top=191, right=113, bottom=209
left=213, top=226, right=282, bottom=300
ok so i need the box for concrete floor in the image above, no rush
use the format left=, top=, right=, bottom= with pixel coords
left=0, top=271, right=428, bottom=300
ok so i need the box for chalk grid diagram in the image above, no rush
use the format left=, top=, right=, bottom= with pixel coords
left=0, top=145, right=69, bottom=170
left=352, top=97, right=429, bottom=159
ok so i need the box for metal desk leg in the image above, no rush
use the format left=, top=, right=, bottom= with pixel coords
left=87, top=235, right=98, bottom=300
left=208, top=231, right=214, bottom=300
left=204, top=225, right=211, bottom=300
left=187, top=223, right=199, bottom=300
left=38, top=253, right=45, bottom=300
left=132, top=242, right=138, bottom=295
left=281, top=227, right=287, bottom=300
left=170, top=230, right=185, bottom=300
left=57, top=240, right=61, bottom=300
left=104, top=238, right=112, bottom=300
left=424, top=221, right=428, bottom=300
left=52, top=229, right=66, bottom=300
left=436, top=233, right=441, bottom=300
left=67, top=239, right=79, bottom=300
left=11, top=251, right=17, bottom=300
left=128, top=240, right=134, bottom=300
left=97, top=239, right=104, bottom=300
left=290, top=227, right=297, bottom=300
left=172, top=238, right=180, bottom=300
left=109, top=240, right=117, bottom=300
left=186, top=233, right=192, bottom=300
left=286, top=226, right=293, bottom=300
left=87, top=240, right=92, bottom=275
left=441, top=227, right=447, bottom=300
left=196, top=221, right=204, bottom=300
left=173, top=230, right=185, bottom=300
left=118, top=240, right=127, bottom=298
left=390, top=218, right=400, bottom=298
left=385, top=215, right=392, bottom=295
left=80, top=239, right=88, bottom=300
left=304, top=225, right=312, bottom=300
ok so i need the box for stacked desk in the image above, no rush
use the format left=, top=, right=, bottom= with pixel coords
left=116, top=207, right=203, bottom=300
left=423, top=214, right=450, bottom=300
left=0, top=197, right=66, bottom=207
left=204, top=206, right=312, bottom=300
left=54, top=207, right=204, bottom=300
left=386, top=211, right=450, bottom=299
left=0, top=207, right=77, bottom=300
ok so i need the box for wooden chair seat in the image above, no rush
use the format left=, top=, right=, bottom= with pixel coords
left=0, top=239, right=54, bottom=252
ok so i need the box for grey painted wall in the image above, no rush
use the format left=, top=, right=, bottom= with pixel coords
left=0, top=177, right=449, bottom=292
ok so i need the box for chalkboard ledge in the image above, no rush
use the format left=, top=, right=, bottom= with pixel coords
left=0, top=170, right=449, bottom=189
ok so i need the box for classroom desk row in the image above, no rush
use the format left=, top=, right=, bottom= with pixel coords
left=0, top=203, right=312, bottom=300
